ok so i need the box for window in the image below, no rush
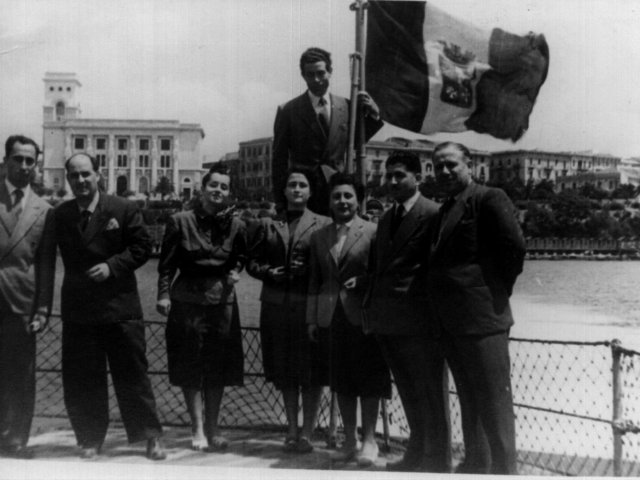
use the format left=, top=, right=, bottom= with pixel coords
left=117, top=138, right=128, bottom=151
left=73, top=137, right=85, bottom=150
left=117, top=155, right=128, bottom=168
left=139, top=138, right=149, bottom=151
left=160, top=138, right=171, bottom=151
left=56, top=101, right=65, bottom=120
left=160, top=154, right=171, bottom=169
left=95, top=137, right=107, bottom=150
left=67, top=87, right=71, bottom=92
left=96, top=154, right=107, bottom=168
left=49, top=86, right=54, bottom=92
left=138, top=154, right=149, bottom=168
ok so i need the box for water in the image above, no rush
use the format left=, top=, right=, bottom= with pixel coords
left=511, top=260, right=640, bottom=350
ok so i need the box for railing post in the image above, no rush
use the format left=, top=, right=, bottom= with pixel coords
left=611, top=338, right=623, bottom=476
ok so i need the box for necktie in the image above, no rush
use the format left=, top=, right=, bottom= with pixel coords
left=10, top=189, right=24, bottom=227
left=80, top=210, right=91, bottom=232
left=318, top=97, right=330, bottom=136
left=389, top=204, right=405, bottom=238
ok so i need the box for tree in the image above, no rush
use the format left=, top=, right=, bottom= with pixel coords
left=154, top=177, right=174, bottom=199
left=530, top=179, right=556, bottom=201
left=523, top=203, right=556, bottom=237
left=610, top=183, right=636, bottom=200
left=549, top=191, right=592, bottom=237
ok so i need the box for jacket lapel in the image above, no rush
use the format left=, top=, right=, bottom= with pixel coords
left=434, top=183, right=476, bottom=254
left=272, top=215, right=290, bottom=256
left=380, top=196, right=426, bottom=271
left=0, top=184, right=13, bottom=236
left=338, top=216, right=363, bottom=267
left=291, top=209, right=315, bottom=250
left=0, top=192, right=47, bottom=264
left=82, top=194, right=109, bottom=244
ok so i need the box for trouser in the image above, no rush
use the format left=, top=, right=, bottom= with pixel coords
left=0, top=306, right=35, bottom=448
left=377, top=333, right=451, bottom=472
left=62, top=320, right=162, bottom=448
left=440, top=330, right=517, bottom=475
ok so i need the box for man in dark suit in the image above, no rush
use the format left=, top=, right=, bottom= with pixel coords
left=272, top=47, right=383, bottom=215
left=0, top=135, right=56, bottom=458
left=53, top=153, right=166, bottom=460
left=363, top=151, right=449, bottom=472
left=428, top=142, right=526, bottom=474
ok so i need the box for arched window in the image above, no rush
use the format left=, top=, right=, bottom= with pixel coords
left=56, top=101, right=65, bottom=120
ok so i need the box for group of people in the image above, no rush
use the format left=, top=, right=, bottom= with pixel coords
left=0, top=45, right=526, bottom=475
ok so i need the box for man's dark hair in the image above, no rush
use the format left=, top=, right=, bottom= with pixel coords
left=328, top=172, right=364, bottom=203
left=4, top=135, right=40, bottom=160
left=65, top=152, right=99, bottom=172
left=299, top=47, right=332, bottom=73
left=385, top=150, right=422, bottom=175
left=203, top=163, right=231, bottom=186
left=433, top=141, right=471, bottom=160
left=285, top=165, right=317, bottom=196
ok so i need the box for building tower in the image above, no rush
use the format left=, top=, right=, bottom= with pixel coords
left=43, top=72, right=81, bottom=122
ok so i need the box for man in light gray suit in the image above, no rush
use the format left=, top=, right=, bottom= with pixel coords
left=0, top=135, right=56, bottom=459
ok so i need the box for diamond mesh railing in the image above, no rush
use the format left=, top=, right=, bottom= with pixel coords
left=35, top=316, right=640, bottom=475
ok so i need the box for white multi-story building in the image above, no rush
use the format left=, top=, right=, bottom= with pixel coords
left=41, top=72, right=205, bottom=199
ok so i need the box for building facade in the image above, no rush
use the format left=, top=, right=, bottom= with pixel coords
left=237, top=137, right=273, bottom=200
left=489, top=149, right=621, bottom=186
left=42, top=72, right=205, bottom=199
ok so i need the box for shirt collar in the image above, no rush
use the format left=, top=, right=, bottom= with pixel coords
left=308, top=90, right=330, bottom=108
left=5, top=179, right=31, bottom=200
left=399, top=190, right=421, bottom=213
left=78, top=190, right=100, bottom=214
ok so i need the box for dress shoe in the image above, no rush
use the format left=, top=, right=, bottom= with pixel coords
left=1, top=445, right=34, bottom=459
left=296, top=436, right=314, bottom=454
left=80, top=446, right=100, bottom=459
left=356, top=441, right=379, bottom=467
left=146, top=437, right=167, bottom=461
left=329, top=443, right=358, bottom=462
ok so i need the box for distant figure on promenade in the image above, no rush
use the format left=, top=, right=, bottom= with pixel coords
left=428, top=142, right=526, bottom=474
left=157, top=164, right=246, bottom=452
left=271, top=47, right=383, bottom=215
left=247, top=167, right=331, bottom=453
left=52, top=153, right=166, bottom=460
left=363, top=151, right=450, bottom=472
left=306, top=173, right=390, bottom=467
left=0, top=135, right=55, bottom=459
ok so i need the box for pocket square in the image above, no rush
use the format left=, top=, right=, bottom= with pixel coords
left=105, top=218, right=120, bottom=231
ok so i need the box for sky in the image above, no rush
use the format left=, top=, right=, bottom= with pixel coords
left=1, top=0, right=640, bottom=162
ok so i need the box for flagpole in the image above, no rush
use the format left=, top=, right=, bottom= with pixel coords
left=347, top=0, right=368, bottom=185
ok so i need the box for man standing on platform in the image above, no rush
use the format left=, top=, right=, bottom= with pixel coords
left=0, top=135, right=55, bottom=459
left=52, top=153, right=166, bottom=460
left=272, top=47, right=383, bottom=215
left=363, top=151, right=449, bottom=472
left=428, top=141, right=526, bottom=474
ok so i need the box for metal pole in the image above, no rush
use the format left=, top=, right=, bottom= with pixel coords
left=347, top=0, right=366, bottom=177
left=611, top=338, right=623, bottom=476
left=381, top=399, right=390, bottom=451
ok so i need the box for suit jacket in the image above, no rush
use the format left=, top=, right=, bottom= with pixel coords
left=54, top=194, right=151, bottom=324
left=306, top=216, right=375, bottom=328
left=157, top=207, right=246, bottom=305
left=427, top=182, right=526, bottom=336
left=271, top=92, right=383, bottom=206
left=247, top=209, right=331, bottom=306
left=364, top=194, right=439, bottom=335
left=0, top=183, right=55, bottom=316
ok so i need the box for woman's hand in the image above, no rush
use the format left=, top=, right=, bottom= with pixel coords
left=156, top=299, right=171, bottom=317
left=343, top=276, right=357, bottom=290
left=289, top=260, right=307, bottom=277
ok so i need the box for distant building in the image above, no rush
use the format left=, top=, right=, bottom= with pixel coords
left=619, top=157, right=640, bottom=186
left=489, top=149, right=621, bottom=185
left=555, top=171, right=621, bottom=192
left=42, top=72, right=205, bottom=199
left=237, top=137, right=273, bottom=200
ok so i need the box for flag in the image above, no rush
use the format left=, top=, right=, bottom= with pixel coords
left=366, top=1, right=549, bottom=141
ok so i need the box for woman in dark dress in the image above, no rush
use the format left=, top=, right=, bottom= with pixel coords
left=247, top=167, right=331, bottom=453
left=156, top=164, right=245, bottom=451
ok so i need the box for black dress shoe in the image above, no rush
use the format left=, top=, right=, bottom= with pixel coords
left=1, top=445, right=34, bottom=459
left=146, top=437, right=167, bottom=461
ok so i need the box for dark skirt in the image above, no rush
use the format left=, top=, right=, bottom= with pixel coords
left=165, top=299, right=244, bottom=388
left=260, top=301, right=327, bottom=390
left=318, top=302, right=391, bottom=399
